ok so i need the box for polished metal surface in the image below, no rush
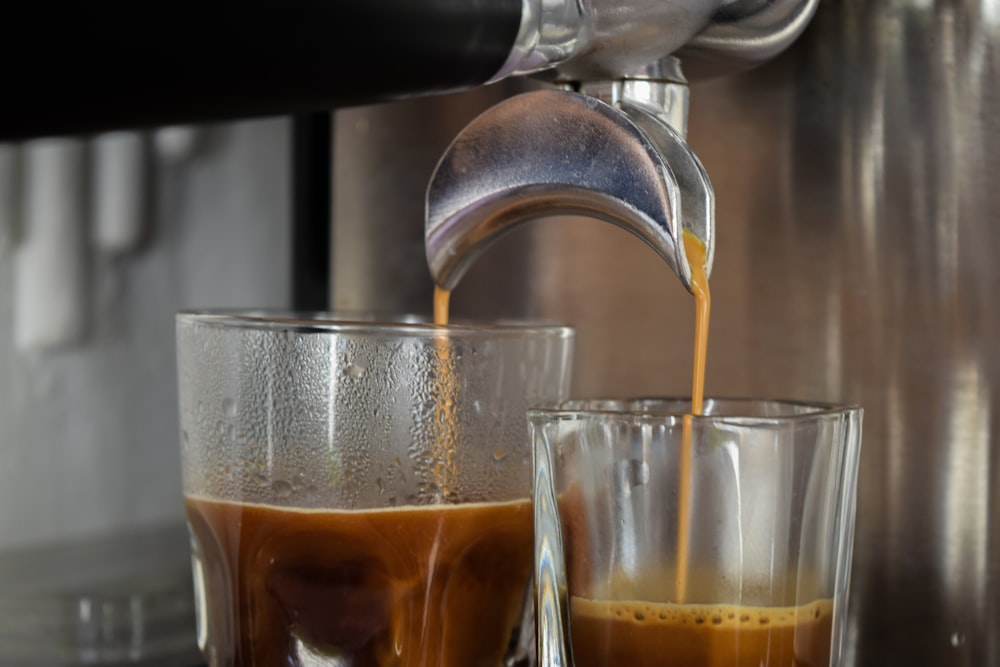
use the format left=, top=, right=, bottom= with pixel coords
left=577, top=71, right=691, bottom=136
left=425, top=87, right=713, bottom=293
left=332, top=82, right=534, bottom=315
left=678, top=0, right=821, bottom=79
left=334, top=1, right=1000, bottom=664
left=497, top=0, right=819, bottom=82
left=551, top=0, right=720, bottom=79
left=493, top=0, right=584, bottom=80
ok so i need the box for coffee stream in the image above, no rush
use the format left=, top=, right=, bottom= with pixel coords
left=677, top=229, right=712, bottom=603
left=436, top=233, right=834, bottom=666
left=184, top=286, right=537, bottom=667
left=431, top=285, right=458, bottom=497
left=434, top=233, right=710, bottom=600
left=185, top=289, right=531, bottom=666
left=433, top=286, right=450, bottom=328
left=434, top=234, right=711, bottom=603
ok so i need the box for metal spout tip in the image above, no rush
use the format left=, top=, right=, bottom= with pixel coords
left=425, top=89, right=714, bottom=295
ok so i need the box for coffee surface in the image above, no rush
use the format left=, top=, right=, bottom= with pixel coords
left=570, top=596, right=833, bottom=667
left=186, top=495, right=533, bottom=667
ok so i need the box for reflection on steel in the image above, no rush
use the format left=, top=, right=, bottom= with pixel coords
left=425, top=88, right=713, bottom=293
left=677, top=0, right=821, bottom=79
left=681, top=2, right=1000, bottom=663
left=527, top=0, right=820, bottom=81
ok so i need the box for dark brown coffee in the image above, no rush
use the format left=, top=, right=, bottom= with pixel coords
left=569, top=596, right=833, bottom=667
left=558, top=477, right=834, bottom=667
left=185, top=495, right=533, bottom=667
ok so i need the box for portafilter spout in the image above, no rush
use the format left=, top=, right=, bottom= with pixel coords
left=425, top=74, right=713, bottom=294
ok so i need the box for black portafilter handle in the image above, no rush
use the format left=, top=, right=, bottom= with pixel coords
left=0, top=0, right=522, bottom=140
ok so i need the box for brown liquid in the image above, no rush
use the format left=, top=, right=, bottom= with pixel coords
left=569, top=596, right=833, bottom=667
left=430, top=285, right=458, bottom=496
left=433, top=236, right=711, bottom=602
left=433, top=286, right=450, bottom=327
left=677, top=230, right=712, bottom=602
left=436, top=236, right=824, bottom=666
left=185, top=495, right=533, bottom=667
left=559, top=487, right=835, bottom=666
left=564, top=235, right=835, bottom=665
left=684, top=230, right=712, bottom=416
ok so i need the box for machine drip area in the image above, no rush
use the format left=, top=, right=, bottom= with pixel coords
left=0, top=525, right=199, bottom=665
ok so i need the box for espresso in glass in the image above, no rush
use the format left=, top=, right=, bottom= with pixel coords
left=176, top=313, right=574, bottom=667
left=569, top=595, right=832, bottom=667
left=186, top=496, right=533, bottom=667
left=529, top=231, right=861, bottom=667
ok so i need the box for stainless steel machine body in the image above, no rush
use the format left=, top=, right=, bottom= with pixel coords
left=333, top=1, right=1000, bottom=664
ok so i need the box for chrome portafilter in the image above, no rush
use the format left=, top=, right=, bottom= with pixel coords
left=425, top=73, right=713, bottom=294
left=425, top=0, right=820, bottom=293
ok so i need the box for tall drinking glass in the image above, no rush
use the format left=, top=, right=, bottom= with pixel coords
left=531, top=398, right=862, bottom=667
left=176, top=312, right=574, bottom=667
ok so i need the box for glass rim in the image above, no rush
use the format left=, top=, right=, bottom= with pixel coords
left=528, top=396, right=862, bottom=425
left=176, top=309, right=574, bottom=338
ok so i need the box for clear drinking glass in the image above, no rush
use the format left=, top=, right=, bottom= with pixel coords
left=531, top=398, right=862, bottom=667
left=176, top=312, right=574, bottom=667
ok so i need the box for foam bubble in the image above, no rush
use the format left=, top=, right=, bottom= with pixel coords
left=570, top=597, right=835, bottom=632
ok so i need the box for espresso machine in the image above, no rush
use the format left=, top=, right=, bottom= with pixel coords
left=1, top=0, right=998, bottom=666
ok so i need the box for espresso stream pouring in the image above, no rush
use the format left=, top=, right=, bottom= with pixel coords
left=426, top=77, right=715, bottom=294
left=424, top=65, right=725, bottom=667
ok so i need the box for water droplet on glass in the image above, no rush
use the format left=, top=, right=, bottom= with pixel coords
left=253, top=472, right=270, bottom=488
left=222, top=398, right=237, bottom=417
left=345, top=363, right=366, bottom=379
left=225, top=424, right=236, bottom=440
left=493, top=450, right=508, bottom=463
left=272, top=480, right=293, bottom=498
left=182, top=430, right=190, bottom=444
left=951, top=632, right=966, bottom=648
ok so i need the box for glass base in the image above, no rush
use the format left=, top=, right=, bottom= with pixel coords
left=0, top=522, right=200, bottom=666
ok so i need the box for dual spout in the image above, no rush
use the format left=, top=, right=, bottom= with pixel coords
left=425, top=72, right=714, bottom=294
